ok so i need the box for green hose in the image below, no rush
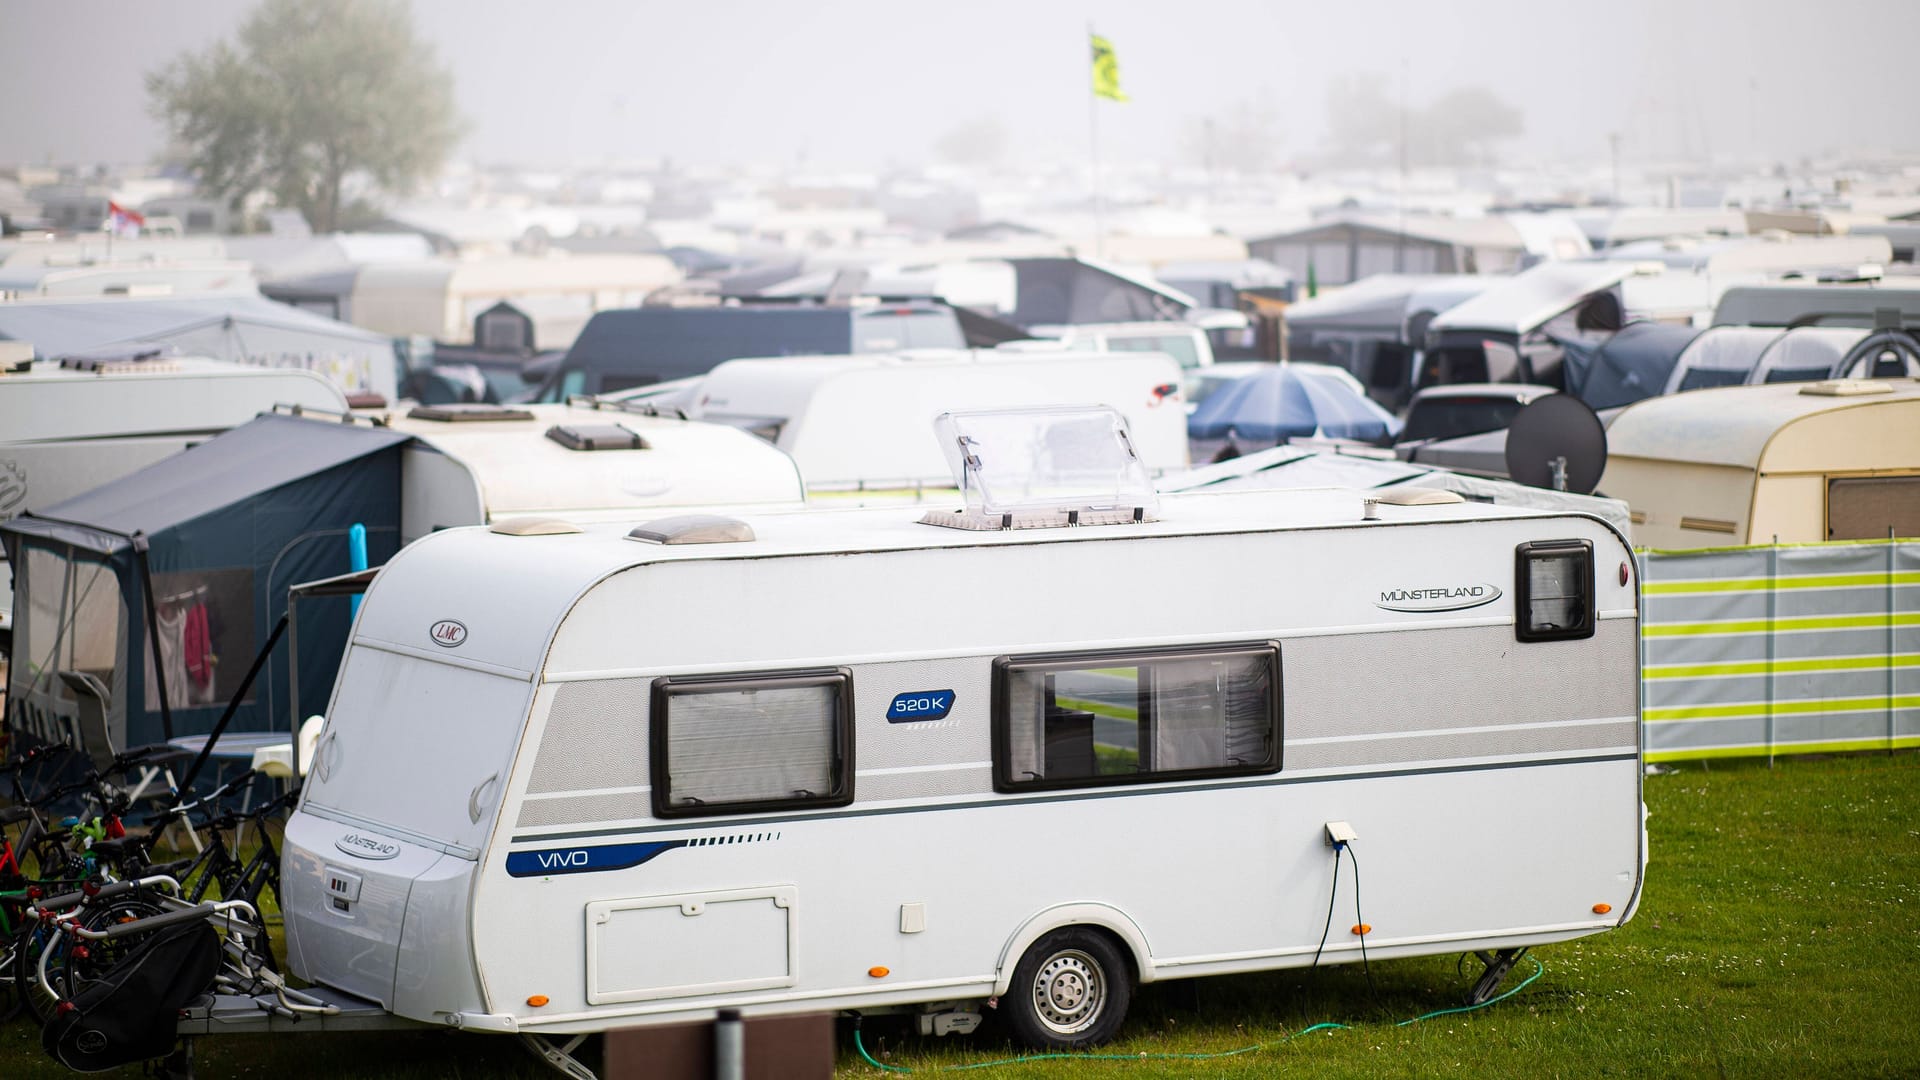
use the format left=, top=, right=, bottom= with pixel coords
left=852, top=955, right=1545, bottom=1073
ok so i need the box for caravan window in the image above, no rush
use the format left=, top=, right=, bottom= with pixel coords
left=650, top=670, right=853, bottom=817
left=993, top=644, right=1280, bottom=793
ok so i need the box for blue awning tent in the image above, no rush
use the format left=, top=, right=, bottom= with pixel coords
left=2, top=414, right=411, bottom=755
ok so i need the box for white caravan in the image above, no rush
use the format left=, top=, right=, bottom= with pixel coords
left=380, top=402, right=806, bottom=541
left=279, top=413, right=1643, bottom=1071
left=685, top=348, right=1190, bottom=489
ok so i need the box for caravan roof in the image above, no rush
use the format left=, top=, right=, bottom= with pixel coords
left=1606, top=378, right=1920, bottom=472
left=381, top=402, right=804, bottom=529
left=0, top=355, right=344, bottom=444
left=348, top=487, right=1563, bottom=679
left=1711, top=282, right=1920, bottom=328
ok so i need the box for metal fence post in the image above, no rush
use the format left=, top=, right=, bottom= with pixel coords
left=1767, top=538, right=1778, bottom=768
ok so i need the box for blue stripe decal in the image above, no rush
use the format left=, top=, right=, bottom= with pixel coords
left=505, top=839, right=686, bottom=878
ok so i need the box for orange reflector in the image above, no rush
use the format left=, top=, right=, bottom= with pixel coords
left=1351, top=924, right=1371, bottom=935
left=526, top=995, right=549, bottom=1008
left=1593, top=903, right=1612, bottom=914
left=868, top=966, right=890, bottom=978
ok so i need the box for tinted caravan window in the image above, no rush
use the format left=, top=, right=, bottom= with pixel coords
left=994, top=643, right=1279, bottom=792
left=651, top=670, right=853, bottom=817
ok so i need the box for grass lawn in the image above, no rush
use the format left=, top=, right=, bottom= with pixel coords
left=2, top=752, right=1915, bottom=1078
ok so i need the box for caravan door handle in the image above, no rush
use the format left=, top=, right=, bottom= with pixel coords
left=468, top=773, right=499, bottom=824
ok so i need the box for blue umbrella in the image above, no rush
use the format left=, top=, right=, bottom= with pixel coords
left=1188, top=364, right=1400, bottom=445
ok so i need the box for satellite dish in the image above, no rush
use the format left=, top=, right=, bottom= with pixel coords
left=1504, top=393, right=1607, bottom=494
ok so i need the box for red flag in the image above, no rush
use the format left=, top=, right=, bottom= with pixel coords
left=106, top=200, right=145, bottom=236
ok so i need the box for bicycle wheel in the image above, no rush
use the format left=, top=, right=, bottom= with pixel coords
left=17, top=895, right=168, bottom=1025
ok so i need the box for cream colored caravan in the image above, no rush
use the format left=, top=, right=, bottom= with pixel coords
left=1600, top=379, right=1920, bottom=547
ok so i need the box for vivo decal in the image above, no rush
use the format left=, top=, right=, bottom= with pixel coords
left=1375, top=583, right=1503, bottom=613
left=335, top=834, right=401, bottom=860
left=429, top=620, right=468, bottom=648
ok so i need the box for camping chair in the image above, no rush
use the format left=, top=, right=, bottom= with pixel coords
left=56, top=671, right=182, bottom=806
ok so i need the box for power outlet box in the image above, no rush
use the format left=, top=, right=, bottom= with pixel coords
left=1324, top=821, right=1358, bottom=846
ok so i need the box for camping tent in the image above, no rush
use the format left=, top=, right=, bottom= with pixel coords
left=1560, top=322, right=1702, bottom=409
left=2, top=414, right=409, bottom=755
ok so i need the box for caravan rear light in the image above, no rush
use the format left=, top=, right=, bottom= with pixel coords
left=1514, top=540, right=1595, bottom=643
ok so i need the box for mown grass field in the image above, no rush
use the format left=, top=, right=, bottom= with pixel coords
left=1, top=752, right=1915, bottom=1078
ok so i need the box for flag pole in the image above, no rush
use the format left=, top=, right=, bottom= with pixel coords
left=1088, top=22, right=1104, bottom=260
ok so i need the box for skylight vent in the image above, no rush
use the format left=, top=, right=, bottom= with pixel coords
left=627, top=514, right=755, bottom=545
left=546, top=423, right=648, bottom=451
left=407, top=403, right=535, bottom=422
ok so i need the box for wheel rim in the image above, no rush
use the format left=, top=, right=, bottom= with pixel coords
left=1030, top=948, right=1106, bottom=1036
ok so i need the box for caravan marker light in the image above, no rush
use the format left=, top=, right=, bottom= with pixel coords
left=868, top=967, right=890, bottom=979
left=1351, top=924, right=1371, bottom=935
left=1593, top=903, right=1612, bottom=915
left=526, top=995, right=549, bottom=1008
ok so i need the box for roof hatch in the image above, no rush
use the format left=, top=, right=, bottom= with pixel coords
left=920, top=406, right=1158, bottom=531
left=407, top=403, right=535, bottom=422
left=546, top=423, right=648, bottom=451
left=627, top=514, right=755, bottom=545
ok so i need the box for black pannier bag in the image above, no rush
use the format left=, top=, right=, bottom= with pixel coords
left=42, top=919, right=222, bottom=1072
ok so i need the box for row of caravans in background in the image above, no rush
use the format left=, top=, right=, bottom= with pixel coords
left=1284, top=252, right=1919, bottom=411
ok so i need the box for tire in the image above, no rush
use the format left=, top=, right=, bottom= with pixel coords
left=1003, top=927, right=1132, bottom=1050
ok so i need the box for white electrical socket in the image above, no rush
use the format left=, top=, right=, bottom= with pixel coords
left=1324, top=820, right=1358, bottom=845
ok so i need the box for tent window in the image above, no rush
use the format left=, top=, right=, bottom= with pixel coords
left=144, top=568, right=254, bottom=711
left=650, top=670, right=852, bottom=817
left=1676, top=368, right=1748, bottom=392
left=993, top=644, right=1280, bottom=793
left=1761, top=366, right=1831, bottom=384
left=7, top=547, right=125, bottom=746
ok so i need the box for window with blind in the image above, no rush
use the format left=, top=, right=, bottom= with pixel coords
left=992, top=644, right=1281, bottom=793
left=649, top=670, right=852, bottom=817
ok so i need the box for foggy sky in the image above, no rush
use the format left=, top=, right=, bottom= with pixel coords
left=3, top=0, right=1917, bottom=173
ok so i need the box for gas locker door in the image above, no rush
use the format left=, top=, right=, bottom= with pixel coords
left=584, top=887, right=797, bottom=1005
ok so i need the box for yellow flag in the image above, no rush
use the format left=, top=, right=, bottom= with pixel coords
left=1090, top=34, right=1128, bottom=102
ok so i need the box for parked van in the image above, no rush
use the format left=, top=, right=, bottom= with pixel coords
left=536, top=303, right=969, bottom=400
left=281, top=415, right=1643, bottom=1066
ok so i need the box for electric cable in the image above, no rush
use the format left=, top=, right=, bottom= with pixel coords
left=1346, top=841, right=1375, bottom=995
left=1310, top=840, right=1342, bottom=969
left=848, top=955, right=1546, bottom=1073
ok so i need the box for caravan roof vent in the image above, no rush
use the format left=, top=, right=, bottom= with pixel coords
left=627, top=514, right=755, bottom=545
left=407, top=403, right=535, bottom=422
left=490, top=516, right=583, bottom=536
left=923, top=406, right=1159, bottom=532
left=1799, top=379, right=1894, bottom=397
left=547, top=424, right=648, bottom=451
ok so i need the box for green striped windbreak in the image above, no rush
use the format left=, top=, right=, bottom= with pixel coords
left=1643, top=571, right=1920, bottom=595
left=1638, top=539, right=1919, bottom=762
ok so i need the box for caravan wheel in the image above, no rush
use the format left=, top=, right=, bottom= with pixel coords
left=1004, top=927, right=1132, bottom=1049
